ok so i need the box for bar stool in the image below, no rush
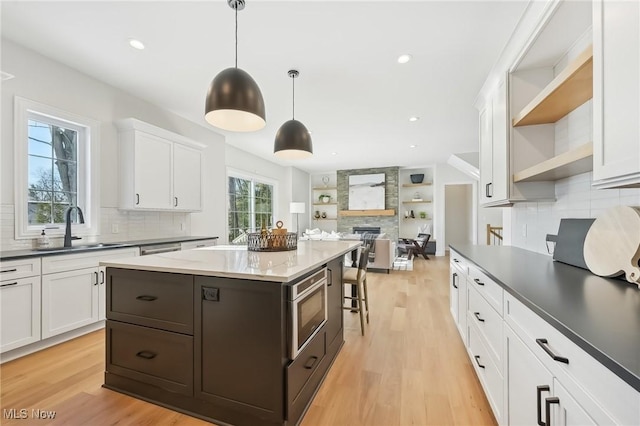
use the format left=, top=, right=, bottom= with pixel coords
left=342, top=246, right=370, bottom=335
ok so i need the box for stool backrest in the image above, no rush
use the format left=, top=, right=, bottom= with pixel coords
left=357, top=246, right=370, bottom=281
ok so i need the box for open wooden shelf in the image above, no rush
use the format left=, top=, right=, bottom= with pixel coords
left=402, top=183, right=432, bottom=187
left=313, top=202, right=337, bottom=206
left=513, top=45, right=593, bottom=127
left=513, top=142, right=593, bottom=182
left=339, top=209, right=395, bottom=217
left=312, top=187, right=337, bottom=190
left=402, top=200, right=432, bottom=204
left=313, top=218, right=337, bottom=221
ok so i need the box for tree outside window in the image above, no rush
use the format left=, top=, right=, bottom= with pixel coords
left=228, top=176, right=274, bottom=243
left=27, top=119, right=79, bottom=225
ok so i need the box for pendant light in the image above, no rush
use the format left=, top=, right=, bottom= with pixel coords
left=205, top=0, right=265, bottom=132
left=274, top=70, right=313, bottom=159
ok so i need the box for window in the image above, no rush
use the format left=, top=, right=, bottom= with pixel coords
left=228, top=171, right=276, bottom=244
left=14, top=97, right=100, bottom=239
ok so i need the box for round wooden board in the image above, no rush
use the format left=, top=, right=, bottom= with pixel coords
left=583, top=205, right=640, bottom=284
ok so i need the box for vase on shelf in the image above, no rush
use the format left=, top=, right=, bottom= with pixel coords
left=410, top=174, right=424, bottom=184
left=314, top=211, right=320, bottom=219
left=321, top=212, right=327, bottom=219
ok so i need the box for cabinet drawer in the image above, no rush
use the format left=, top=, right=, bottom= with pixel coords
left=0, top=276, right=41, bottom=352
left=468, top=321, right=503, bottom=424
left=468, top=284, right=503, bottom=372
left=287, top=329, right=326, bottom=408
left=467, top=264, right=503, bottom=315
left=504, top=293, right=639, bottom=425
left=42, top=248, right=138, bottom=274
left=450, top=249, right=468, bottom=275
left=107, top=269, right=193, bottom=335
left=0, top=258, right=41, bottom=281
left=180, top=239, right=217, bottom=250
left=106, top=320, right=193, bottom=396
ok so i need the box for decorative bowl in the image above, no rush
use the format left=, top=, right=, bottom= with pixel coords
left=410, top=174, right=424, bottom=184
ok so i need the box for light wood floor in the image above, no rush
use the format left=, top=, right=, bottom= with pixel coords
left=0, top=254, right=496, bottom=426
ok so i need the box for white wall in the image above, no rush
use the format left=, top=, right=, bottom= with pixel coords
left=434, top=163, right=478, bottom=255
left=2, top=39, right=296, bottom=250
left=444, top=184, right=473, bottom=248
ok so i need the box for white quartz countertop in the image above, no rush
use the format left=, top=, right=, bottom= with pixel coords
left=100, top=240, right=362, bottom=282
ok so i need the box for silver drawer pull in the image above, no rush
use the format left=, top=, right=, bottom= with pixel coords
left=536, top=338, right=569, bottom=364
left=0, top=282, right=18, bottom=287
left=1, top=268, right=17, bottom=273
left=135, top=350, right=157, bottom=360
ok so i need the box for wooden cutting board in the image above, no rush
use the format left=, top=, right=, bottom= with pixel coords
left=583, top=205, right=640, bottom=286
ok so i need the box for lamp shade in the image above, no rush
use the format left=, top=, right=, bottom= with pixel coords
left=274, top=119, right=313, bottom=159
left=290, top=202, right=305, bottom=214
left=205, top=67, right=266, bottom=132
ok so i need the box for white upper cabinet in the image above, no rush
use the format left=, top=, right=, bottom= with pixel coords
left=116, top=118, right=205, bottom=211
left=592, top=0, right=640, bottom=188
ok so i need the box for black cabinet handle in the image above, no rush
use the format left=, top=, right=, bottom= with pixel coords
left=93, top=271, right=99, bottom=285
left=135, top=193, right=140, bottom=205
left=136, top=350, right=157, bottom=360
left=1, top=268, right=17, bottom=273
left=452, top=272, right=458, bottom=289
left=488, top=182, right=493, bottom=198
left=174, top=197, right=178, bottom=207
left=536, top=338, right=569, bottom=364
left=453, top=258, right=459, bottom=263
left=99, top=270, right=105, bottom=284
left=0, top=282, right=18, bottom=287
left=473, top=278, right=485, bottom=286
left=136, top=295, right=158, bottom=302
left=545, top=396, right=560, bottom=426
left=473, top=355, right=485, bottom=369
left=486, top=183, right=493, bottom=198
left=474, top=312, right=485, bottom=322
left=327, top=268, right=333, bottom=286
left=304, top=356, right=318, bottom=370
left=537, top=385, right=550, bottom=426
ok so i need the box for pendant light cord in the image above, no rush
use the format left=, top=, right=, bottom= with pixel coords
left=234, top=6, right=238, bottom=68
left=292, top=76, right=295, bottom=120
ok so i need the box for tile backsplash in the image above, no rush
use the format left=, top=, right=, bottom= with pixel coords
left=510, top=172, right=640, bottom=255
left=0, top=205, right=191, bottom=251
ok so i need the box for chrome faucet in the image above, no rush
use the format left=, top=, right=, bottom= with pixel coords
left=64, top=206, right=85, bottom=248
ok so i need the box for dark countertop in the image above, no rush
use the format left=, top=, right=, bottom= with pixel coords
left=0, top=236, right=218, bottom=261
left=450, top=244, right=640, bottom=393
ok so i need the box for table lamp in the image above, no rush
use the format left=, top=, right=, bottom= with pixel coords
left=290, top=202, right=305, bottom=238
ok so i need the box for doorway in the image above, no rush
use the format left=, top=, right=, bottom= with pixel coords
left=444, top=184, right=474, bottom=253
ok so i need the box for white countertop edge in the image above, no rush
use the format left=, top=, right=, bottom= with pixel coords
left=100, top=240, right=362, bottom=282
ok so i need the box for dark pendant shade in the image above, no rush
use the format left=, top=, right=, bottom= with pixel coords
left=274, top=119, right=313, bottom=159
left=205, top=67, right=266, bottom=132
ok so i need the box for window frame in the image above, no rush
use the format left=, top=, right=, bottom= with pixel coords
left=14, top=97, right=100, bottom=240
left=226, top=168, right=278, bottom=243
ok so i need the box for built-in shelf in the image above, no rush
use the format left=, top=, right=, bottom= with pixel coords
left=313, top=202, right=337, bottom=206
left=312, top=187, right=337, bottom=190
left=313, top=218, right=337, bottom=221
left=402, top=217, right=431, bottom=220
left=402, top=183, right=432, bottom=187
left=339, top=209, right=395, bottom=217
left=513, top=142, right=593, bottom=182
left=402, top=200, right=432, bottom=204
left=513, top=45, right=593, bottom=127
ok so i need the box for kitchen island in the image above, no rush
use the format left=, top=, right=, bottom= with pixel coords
left=100, top=240, right=360, bottom=426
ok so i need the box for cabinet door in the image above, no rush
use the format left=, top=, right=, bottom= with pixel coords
left=505, top=324, right=554, bottom=426
left=550, top=378, right=597, bottom=426
left=173, top=143, right=202, bottom=211
left=479, top=102, right=494, bottom=205
left=491, top=77, right=509, bottom=201
left=449, top=265, right=459, bottom=324
left=456, top=271, right=467, bottom=344
left=42, top=267, right=99, bottom=338
left=593, top=0, right=640, bottom=187
left=0, top=277, right=41, bottom=352
left=134, top=132, right=173, bottom=209
left=326, top=257, right=344, bottom=347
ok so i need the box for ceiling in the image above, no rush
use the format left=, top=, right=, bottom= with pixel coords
left=1, top=0, right=528, bottom=174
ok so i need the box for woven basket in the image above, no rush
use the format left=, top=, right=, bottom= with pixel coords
left=247, top=232, right=298, bottom=252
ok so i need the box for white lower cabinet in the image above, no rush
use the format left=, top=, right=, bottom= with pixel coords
left=468, top=321, right=503, bottom=424
left=551, top=378, right=598, bottom=426
left=0, top=276, right=41, bottom=352
left=42, top=267, right=99, bottom=338
left=449, top=250, right=468, bottom=343
left=180, top=239, right=217, bottom=250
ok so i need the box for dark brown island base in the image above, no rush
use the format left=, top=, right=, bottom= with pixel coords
left=100, top=241, right=360, bottom=426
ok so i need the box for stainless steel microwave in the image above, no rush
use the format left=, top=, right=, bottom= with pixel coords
left=289, top=268, right=327, bottom=359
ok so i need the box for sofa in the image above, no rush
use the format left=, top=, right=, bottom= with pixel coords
left=367, top=238, right=396, bottom=273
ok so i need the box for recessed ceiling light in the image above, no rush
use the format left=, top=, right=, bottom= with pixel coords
left=409, top=145, right=417, bottom=148
left=331, top=152, right=337, bottom=155
left=128, top=38, right=145, bottom=50
left=409, top=116, right=420, bottom=122
left=397, top=54, right=412, bottom=64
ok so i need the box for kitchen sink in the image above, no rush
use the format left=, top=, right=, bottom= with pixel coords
left=34, top=243, right=125, bottom=252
